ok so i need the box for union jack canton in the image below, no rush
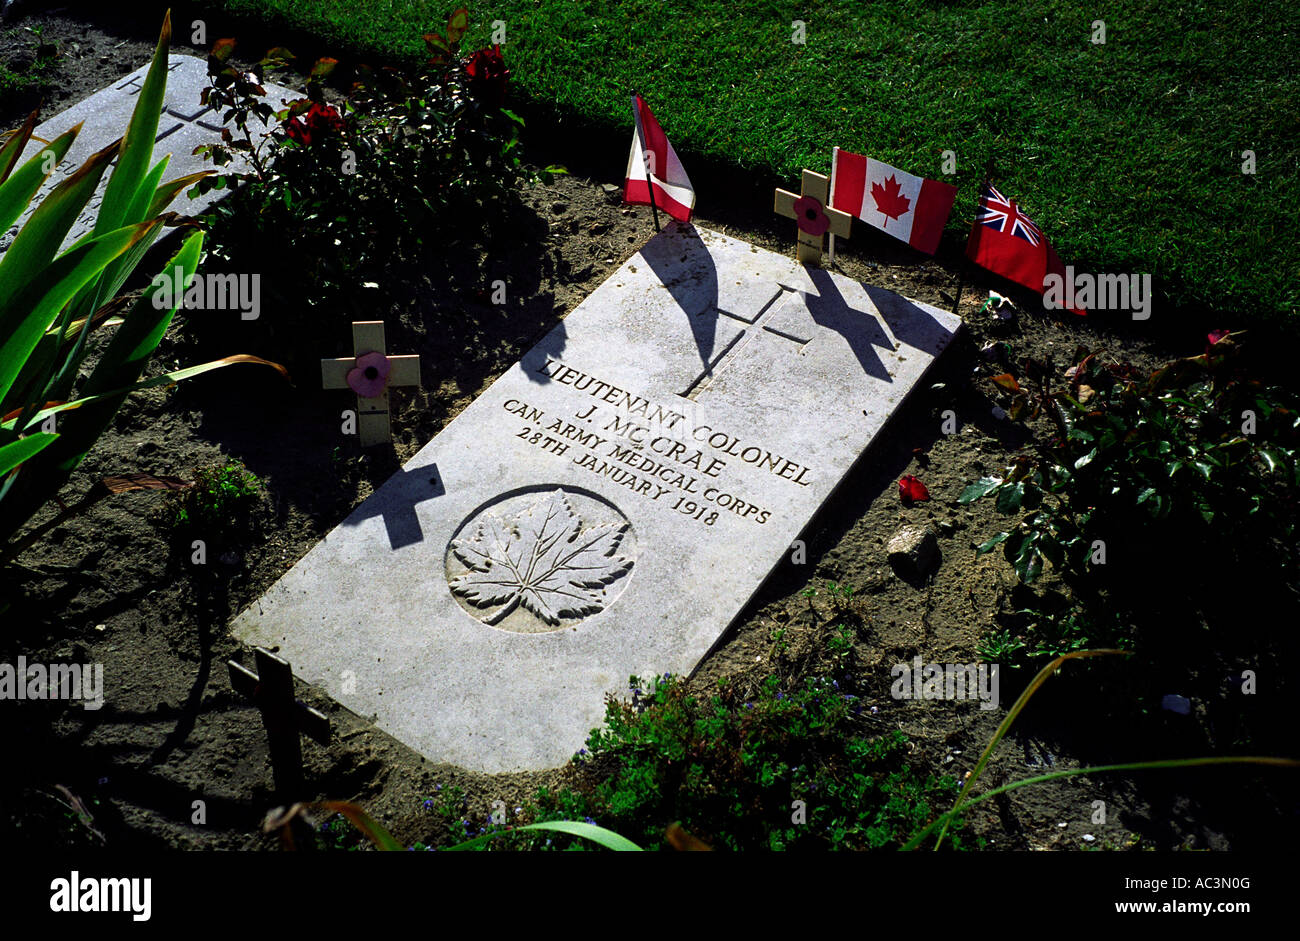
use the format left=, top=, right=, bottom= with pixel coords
left=976, top=184, right=1042, bottom=246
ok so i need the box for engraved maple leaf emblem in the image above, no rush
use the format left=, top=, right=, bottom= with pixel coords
left=449, top=490, right=633, bottom=626
left=871, top=174, right=912, bottom=227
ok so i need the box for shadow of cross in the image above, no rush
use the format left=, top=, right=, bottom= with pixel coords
left=341, top=462, right=446, bottom=551
left=681, top=274, right=903, bottom=396
left=228, top=647, right=329, bottom=799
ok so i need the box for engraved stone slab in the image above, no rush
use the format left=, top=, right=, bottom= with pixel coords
left=0, top=54, right=297, bottom=255
left=231, top=223, right=963, bottom=772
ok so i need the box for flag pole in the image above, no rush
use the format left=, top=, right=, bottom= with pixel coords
left=954, top=157, right=996, bottom=318
left=828, top=146, right=840, bottom=266
left=630, top=91, right=662, bottom=233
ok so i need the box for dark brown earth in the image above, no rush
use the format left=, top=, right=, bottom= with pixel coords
left=1, top=8, right=1295, bottom=853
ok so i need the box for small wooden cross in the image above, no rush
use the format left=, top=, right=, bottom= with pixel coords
left=321, top=321, right=421, bottom=448
left=774, top=169, right=853, bottom=266
left=229, top=647, right=331, bottom=798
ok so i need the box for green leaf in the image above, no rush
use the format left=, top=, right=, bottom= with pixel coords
left=0, top=433, right=57, bottom=477
left=995, top=481, right=1025, bottom=514
left=1038, top=534, right=1065, bottom=568
left=1073, top=448, right=1097, bottom=470
left=959, top=477, right=1002, bottom=504
left=95, top=11, right=171, bottom=237
left=36, top=234, right=205, bottom=474
left=309, top=57, right=339, bottom=82
left=445, top=820, right=643, bottom=852
left=209, top=37, right=237, bottom=65
left=976, top=531, right=1012, bottom=554
left=0, top=221, right=159, bottom=410
left=0, top=109, right=39, bottom=185
left=1022, top=483, right=1043, bottom=510
left=445, top=7, right=470, bottom=43
left=1006, top=531, right=1042, bottom=582
left=1259, top=448, right=1284, bottom=474
left=0, top=121, right=77, bottom=234
left=0, top=134, right=117, bottom=299
left=4, top=353, right=289, bottom=434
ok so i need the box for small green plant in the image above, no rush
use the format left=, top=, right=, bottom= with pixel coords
left=0, top=27, right=58, bottom=108
left=961, top=337, right=1298, bottom=660
left=976, top=628, right=1027, bottom=665
left=164, top=459, right=262, bottom=533
left=316, top=812, right=367, bottom=851
left=963, top=336, right=1297, bottom=587
left=565, top=673, right=955, bottom=850
left=826, top=624, right=856, bottom=675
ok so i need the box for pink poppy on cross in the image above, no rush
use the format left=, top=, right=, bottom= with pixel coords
left=774, top=169, right=853, bottom=266
left=321, top=320, right=421, bottom=447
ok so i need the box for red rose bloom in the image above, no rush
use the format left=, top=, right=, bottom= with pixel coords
left=465, top=45, right=509, bottom=109
left=286, top=102, right=346, bottom=146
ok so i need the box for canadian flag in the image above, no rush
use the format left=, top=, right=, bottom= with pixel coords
left=624, top=94, right=695, bottom=223
left=830, top=148, right=956, bottom=255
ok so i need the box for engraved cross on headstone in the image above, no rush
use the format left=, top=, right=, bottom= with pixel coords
left=321, top=320, right=421, bottom=448
left=681, top=285, right=811, bottom=400
left=117, top=60, right=227, bottom=141
left=681, top=270, right=921, bottom=398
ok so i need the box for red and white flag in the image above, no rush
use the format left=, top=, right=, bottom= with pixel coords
left=624, top=94, right=695, bottom=223
left=965, top=182, right=1084, bottom=315
left=830, top=148, right=956, bottom=255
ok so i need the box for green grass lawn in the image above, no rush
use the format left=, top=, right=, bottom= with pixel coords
left=205, top=0, right=1299, bottom=322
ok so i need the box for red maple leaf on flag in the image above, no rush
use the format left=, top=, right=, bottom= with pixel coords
left=872, top=174, right=912, bottom=227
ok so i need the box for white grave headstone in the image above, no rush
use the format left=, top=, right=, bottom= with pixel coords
left=0, top=54, right=297, bottom=254
left=231, top=223, right=963, bottom=773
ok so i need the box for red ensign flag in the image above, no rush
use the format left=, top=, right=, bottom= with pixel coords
left=966, top=183, right=1084, bottom=315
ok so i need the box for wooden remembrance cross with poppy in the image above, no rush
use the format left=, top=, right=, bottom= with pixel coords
left=774, top=169, right=853, bottom=266
left=321, top=321, right=421, bottom=448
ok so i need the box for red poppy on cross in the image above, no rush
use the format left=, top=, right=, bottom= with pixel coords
left=321, top=321, right=420, bottom=447
left=774, top=169, right=853, bottom=266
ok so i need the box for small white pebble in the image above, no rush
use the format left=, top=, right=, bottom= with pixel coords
left=1083, top=834, right=1096, bottom=842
